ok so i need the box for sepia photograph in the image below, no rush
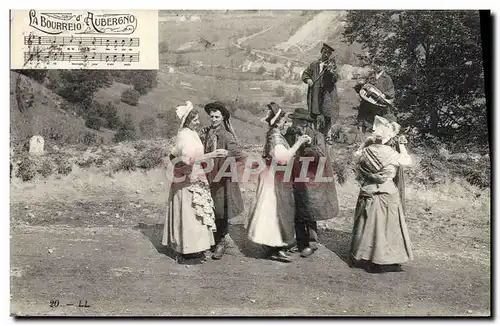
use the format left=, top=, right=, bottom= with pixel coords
left=8, top=8, right=491, bottom=317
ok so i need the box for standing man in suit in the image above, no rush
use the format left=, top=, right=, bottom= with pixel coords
left=302, top=43, right=340, bottom=143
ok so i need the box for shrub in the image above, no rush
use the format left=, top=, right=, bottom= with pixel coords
left=114, top=155, right=136, bottom=172
left=16, top=156, right=37, bottom=181
left=55, top=70, right=113, bottom=105
left=17, top=69, right=47, bottom=83
left=37, top=158, right=54, bottom=178
left=121, top=88, right=140, bottom=106
left=139, top=117, right=157, bottom=139
left=138, top=146, right=166, bottom=170
left=113, top=114, right=137, bottom=143
left=256, top=66, right=266, bottom=75
left=53, top=156, right=72, bottom=176
left=100, top=102, right=120, bottom=129
left=85, top=114, right=105, bottom=131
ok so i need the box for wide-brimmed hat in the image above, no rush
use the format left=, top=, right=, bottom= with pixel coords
left=321, top=43, right=335, bottom=53
left=204, top=101, right=231, bottom=120
left=289, top=108, right=314, bottom=122
left=372, top=115, right=400, bottom=144
left=261, top=102, right=287, bottom=125
left=176, top=101, right=194, bottom=129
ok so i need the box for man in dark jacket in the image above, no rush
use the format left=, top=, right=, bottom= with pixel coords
left=284, top=108, right=340, bottom=258
left=202, top=102, right=245, bottom=260
left=302, top=43, right=340, bottom=142
left=355, top=65, right=395, bottom=132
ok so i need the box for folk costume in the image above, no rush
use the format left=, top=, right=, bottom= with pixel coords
left=162, top=101, right=216, bottom=257
left=202, top=102, right=244, bottom=259
left=246, top=103, right=296, bottom=262
left=350, top=116, right=413, bottom=272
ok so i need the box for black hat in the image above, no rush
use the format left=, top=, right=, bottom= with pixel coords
left=289, top=108, right=314, bottom=122
left=322, top=43, right=335, bottom=53
left=204, top=101, right=231, bottom=120
left=264, top=102, right=286, bottom=125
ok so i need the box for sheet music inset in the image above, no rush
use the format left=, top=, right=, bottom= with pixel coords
left=10, top=10, right=158, bottom=70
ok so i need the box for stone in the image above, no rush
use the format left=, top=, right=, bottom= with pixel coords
left=29, top=135, right=44, bottom=156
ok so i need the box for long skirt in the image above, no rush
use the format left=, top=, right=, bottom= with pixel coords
left=246, top=167, right=295, bottom=247
left=350, top=183, right=413, bottom=265
left=162, top=185, right=215, bottom=254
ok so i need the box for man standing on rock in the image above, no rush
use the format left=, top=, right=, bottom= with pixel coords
left=284, top=108, right=340, bottom=258
left=302, top=42, right=340, bottom=143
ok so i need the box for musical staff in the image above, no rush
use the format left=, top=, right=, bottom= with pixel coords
left=24, top=51, right=140, bottom=63
left=24, top=36, right=140, bottom=47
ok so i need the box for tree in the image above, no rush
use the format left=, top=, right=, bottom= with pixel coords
left=343, top=11, right=487, bottom=151
left=121, top=88, right=140, bottom=106
left=56, top=70, right=113, bottom=105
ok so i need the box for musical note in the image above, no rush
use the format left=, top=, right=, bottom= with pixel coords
left=23, top=50, right=140, bottom=65
left=23, top=36, right=140, bottom=47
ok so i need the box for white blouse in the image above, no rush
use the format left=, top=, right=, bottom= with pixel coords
left=172, top=128, right=205, bottom=164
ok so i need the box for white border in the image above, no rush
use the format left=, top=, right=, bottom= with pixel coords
left=2, top=1, right=498, bottom=325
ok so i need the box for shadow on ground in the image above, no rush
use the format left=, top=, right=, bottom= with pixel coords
left=319, top=228, right=353, bottom=266
left=133, top=223, right=177, bottom=260
left=228, top=224, right=268, bottom=259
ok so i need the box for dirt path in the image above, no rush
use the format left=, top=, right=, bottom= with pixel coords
left=10, top=199, right=490, bottom=317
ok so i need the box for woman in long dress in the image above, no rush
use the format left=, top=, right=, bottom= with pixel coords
left=349, top=115, right=413, bottom=272
left=246, top=102, right=312, bottom=262
left=162, top=101, right=228, bottom=263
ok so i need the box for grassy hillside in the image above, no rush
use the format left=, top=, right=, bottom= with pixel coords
left=10, top=72, right=115, bottom=150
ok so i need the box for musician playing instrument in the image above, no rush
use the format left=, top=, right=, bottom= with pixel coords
left=355, top=65, right=395, bottom=132
left=302, top=43, right=340, bottom=143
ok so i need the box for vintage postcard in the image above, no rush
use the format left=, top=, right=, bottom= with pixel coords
left=9, top=9, right=491, bottom=317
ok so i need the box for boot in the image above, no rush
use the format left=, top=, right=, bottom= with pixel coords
left=212, top=236, right=227, bottom=260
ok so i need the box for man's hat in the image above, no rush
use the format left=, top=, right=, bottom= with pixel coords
left=262, top=102, right=286, bottom=125
left=289, top=108, right=314, bottom=122
left=322, top=43, right=335, bottom=53
left=204, top=101, right=231, bottom=120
